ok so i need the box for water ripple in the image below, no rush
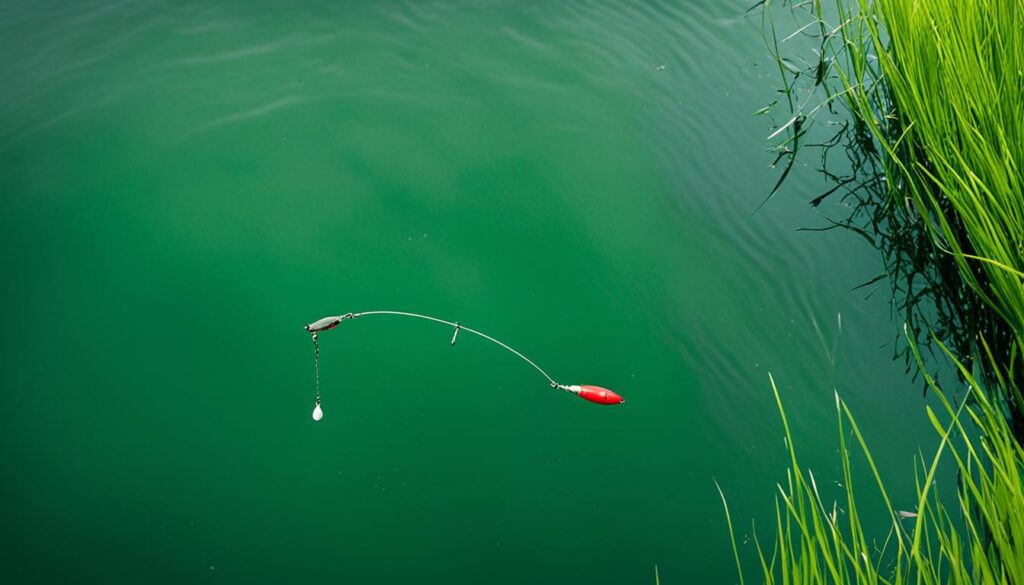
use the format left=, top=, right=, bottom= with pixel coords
left=180, top=95, right=308, bottom=141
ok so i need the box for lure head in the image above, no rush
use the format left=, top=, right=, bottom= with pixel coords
left=305, top=316, right=342, bottom=333
left=566, top=384, right=625, bottom=405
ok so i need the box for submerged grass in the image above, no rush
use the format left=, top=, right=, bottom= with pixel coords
left=721, top=340, right=1024, bottom=583
left=758, top=0, right=1024, bottom=431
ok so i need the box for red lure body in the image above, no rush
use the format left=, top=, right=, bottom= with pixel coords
left=576, top=385, right=625, bottom=405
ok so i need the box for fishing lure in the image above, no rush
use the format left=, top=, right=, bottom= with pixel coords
left=303, top=310, right=624, bottom=421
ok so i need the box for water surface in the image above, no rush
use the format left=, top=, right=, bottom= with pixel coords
left=0, top=1, right=936, bottom=582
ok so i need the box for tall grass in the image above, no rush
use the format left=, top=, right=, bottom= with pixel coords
left=721, top=344, right=1024, bottom=583
left=759, top=0, right=1024, bottom=431
left=867, top=0, right=1024, bottom=341
left=721, top=2, right=1024, bottom=581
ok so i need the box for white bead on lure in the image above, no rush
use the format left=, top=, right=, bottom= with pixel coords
left=302, top=310, right=624, bottom=422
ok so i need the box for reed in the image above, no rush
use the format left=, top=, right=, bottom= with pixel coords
left=758, top=0, right=1024, bottom=431
left=721, top=2, right=1024, bottom=580
left=720, top=342, right=1024, bottom=583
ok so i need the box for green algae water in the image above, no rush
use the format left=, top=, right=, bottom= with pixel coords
left=0, top=1, right=940, bottom=582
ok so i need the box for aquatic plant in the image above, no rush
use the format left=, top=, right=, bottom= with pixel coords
left=719, top=2, right=1024, bottom=580
left=758, top=0, right=1024, bottom=431
left=720, top=341, right=1024, bottom=583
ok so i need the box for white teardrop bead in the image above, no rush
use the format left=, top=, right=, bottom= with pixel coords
left=312, top=403, right=324, bottom=421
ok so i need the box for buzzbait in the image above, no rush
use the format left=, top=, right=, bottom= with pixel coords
left=303, top=310, right=624, bottom=421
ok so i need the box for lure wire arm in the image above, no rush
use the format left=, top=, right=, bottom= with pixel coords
left=344, top=310, right=560, bottom=387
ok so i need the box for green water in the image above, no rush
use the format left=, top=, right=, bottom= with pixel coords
left=1, top=1, right=939, bottom=582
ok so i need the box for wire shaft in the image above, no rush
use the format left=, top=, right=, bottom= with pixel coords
left=348, top=310, right=558, bottom=386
